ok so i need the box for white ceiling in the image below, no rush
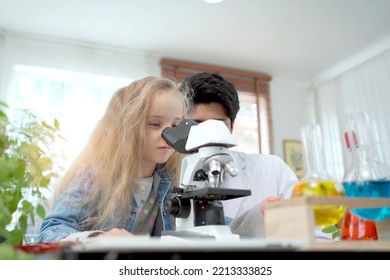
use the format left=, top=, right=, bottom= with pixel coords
left=1, top=0, right=390, bottom=82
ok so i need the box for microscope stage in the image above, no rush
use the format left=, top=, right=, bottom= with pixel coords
left=180, top=187, right=251, bottom=201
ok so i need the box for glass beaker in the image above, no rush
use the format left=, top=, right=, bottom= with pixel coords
left=292, top=123, right=345, bottom=227
left=340, top=211, right=378, bottom=240
left=340, top=112, right=390, bottom=240
left=343, top=112, right=390, bottom=222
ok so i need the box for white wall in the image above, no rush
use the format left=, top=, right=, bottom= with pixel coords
left=270, top=77, right=310, bottom=159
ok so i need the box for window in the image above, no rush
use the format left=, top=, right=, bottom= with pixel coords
left=160, top=59, right=273, bottom=154
left=7, top=65, right=133, bottom=168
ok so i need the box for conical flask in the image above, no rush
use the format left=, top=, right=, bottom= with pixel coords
left=340, top=211, right=378, bottom=240
left=342, top=112, right=390, bottom=221
left=292, top=123, right=345, bottom=227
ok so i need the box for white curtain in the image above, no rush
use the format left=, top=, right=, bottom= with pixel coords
left=0, top=31, right=159, bottom=168
left=314, top=48, right=390, bottom=181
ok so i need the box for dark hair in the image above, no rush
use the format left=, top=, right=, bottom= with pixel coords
left=179, top=72, right=240, bottom=124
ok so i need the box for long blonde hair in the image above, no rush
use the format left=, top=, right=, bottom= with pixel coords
left=55, top=76, right=189, bottom=229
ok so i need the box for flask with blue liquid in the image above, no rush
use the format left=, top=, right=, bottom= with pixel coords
left=342, top=112, right=390, bottom=222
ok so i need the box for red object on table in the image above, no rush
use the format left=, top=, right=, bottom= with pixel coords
left=15, top=242, right=72, bottom=254
left=341, top=211, right=378, bottom=240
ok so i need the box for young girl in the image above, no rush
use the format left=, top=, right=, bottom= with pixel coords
left=38, top=76, right=189, bottom=242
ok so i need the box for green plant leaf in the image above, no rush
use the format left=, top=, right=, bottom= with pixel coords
left=0, top=103, right=64, bottom=245
left=36, top=204, right=46, bottom=220
left=0, top=244, right=36, bottom=260
left=332, top=231, right=340, bottom=239
left=54, top=118, right=60, bottom=130
left=2, top=228, right=23, bottom=245
left=38, top=157, right=53, bottom=172
left=0, top=201, right=12, bottom=227
left=8, top=189, right=22, bottom=214
left=321, top=224, right=338, bottom=233
left=0, top=110, right=8, bottom=121
left=18, top=214, right=28, bottom=234
left=39, top=176, right=51, bottom=187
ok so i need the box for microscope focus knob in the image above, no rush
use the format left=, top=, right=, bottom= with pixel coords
left=164, top=197, right=191, bottom=218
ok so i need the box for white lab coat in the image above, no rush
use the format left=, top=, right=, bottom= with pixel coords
left=222, top=151, right=298, bottom=237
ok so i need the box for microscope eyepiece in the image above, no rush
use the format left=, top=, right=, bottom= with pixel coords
left=161, top=119, right=198, bottom=154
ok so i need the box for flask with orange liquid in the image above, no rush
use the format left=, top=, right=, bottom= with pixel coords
left=292, top=123, right=345, bottom=227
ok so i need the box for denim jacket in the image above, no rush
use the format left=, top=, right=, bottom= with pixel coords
left=38, top=165, right=175, bottom=242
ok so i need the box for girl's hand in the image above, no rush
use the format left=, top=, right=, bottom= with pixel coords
left=101, top=228, right=133, bottom=237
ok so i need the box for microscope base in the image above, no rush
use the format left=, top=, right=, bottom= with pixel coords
left=161, top=225, right=240, bottom=241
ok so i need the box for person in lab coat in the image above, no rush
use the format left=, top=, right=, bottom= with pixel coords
left=179, top=72, right=298, bottom=237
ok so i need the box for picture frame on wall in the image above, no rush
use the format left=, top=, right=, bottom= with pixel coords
left=283, top=140, right=305, bottom=178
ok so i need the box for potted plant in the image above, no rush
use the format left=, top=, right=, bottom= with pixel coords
left=0, top=101, right=64, bottom=259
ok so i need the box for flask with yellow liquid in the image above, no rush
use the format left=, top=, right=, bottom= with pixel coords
left=292, top=123, right=345, bottom=227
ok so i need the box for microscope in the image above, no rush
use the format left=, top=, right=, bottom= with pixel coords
left=161, top=119, right=251, bottom=240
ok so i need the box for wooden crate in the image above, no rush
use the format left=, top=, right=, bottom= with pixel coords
left=264, top=196, right=390, bottom=242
